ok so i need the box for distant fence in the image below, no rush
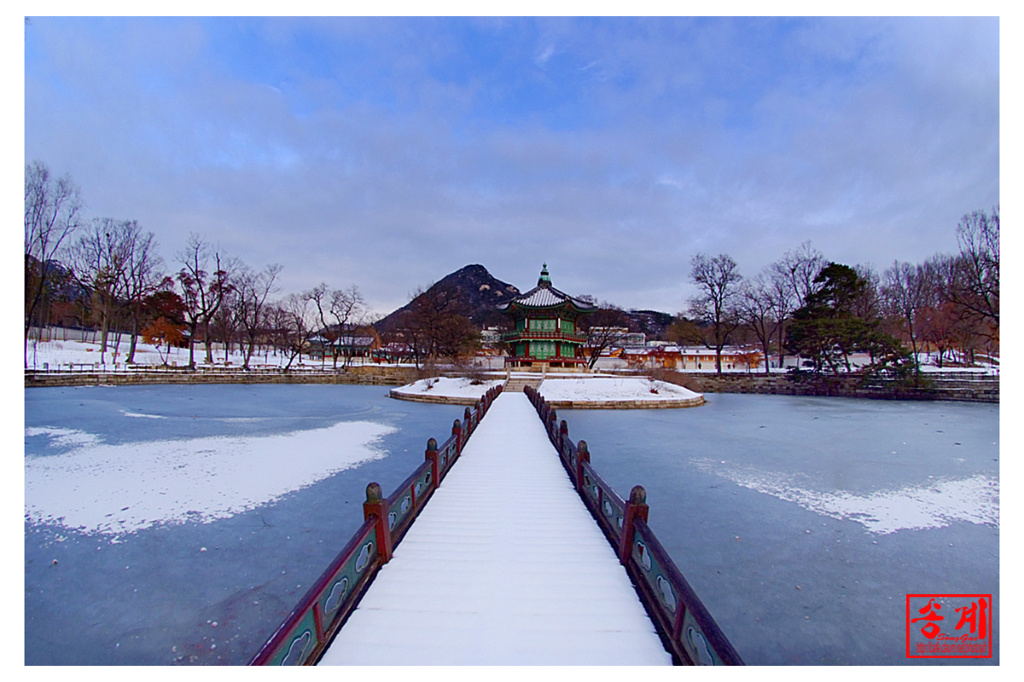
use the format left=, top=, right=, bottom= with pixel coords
left=249, top=385, right=503, bottom=666
left=524, top=385, right=744, bottom=666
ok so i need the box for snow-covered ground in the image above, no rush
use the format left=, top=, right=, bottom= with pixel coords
left=22, top=337, right=399, bottom=371
left=389, top=376, right=505, bottom=399
left=538, top=376, right=702, bottom=403
left=390, top=375, right=704, bottom=405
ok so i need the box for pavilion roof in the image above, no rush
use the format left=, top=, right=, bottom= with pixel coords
left=498, top=264, right=597, bottom=314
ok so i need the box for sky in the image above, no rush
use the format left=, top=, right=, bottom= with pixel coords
left=21, top=12, right=1000, bottom=319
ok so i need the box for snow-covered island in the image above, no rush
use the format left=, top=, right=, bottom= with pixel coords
left=388, top=376, right=506, bottom=405
left=391, top=374, right=705, bottom=408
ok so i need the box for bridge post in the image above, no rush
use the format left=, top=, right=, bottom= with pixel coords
left=464, top=407, right=474, bottom=435
left=425, top=437, right=440, bottom=486
left=559, top=420, right=569, bottom=452
left=619, top=486, right=649, bottom=565
left=452, top=419, right=463, bottom=454
left=363, top=482, right=393, bottom=564
left=575, top=440, right=589, bottom=492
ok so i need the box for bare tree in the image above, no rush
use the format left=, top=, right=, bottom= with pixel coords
left=331, top=285, right=368, bottom=368
left=395, top=284, right=478, bottom=368
left=70, top=218, right=137, bottom=363
left=736, top=273, right=777, bottom=375
left=303, top=283, right=368, bottom=369
left=234, top=263, right=282, bottom=369
left=949, top=207, right=999, bottom=329
left=176, top=234, right=232, bottom=367
left=24, top=161, right=83, bottom=362
left=881, top=261, right=934, bottom=372
left=688, top=253, right=742, bottom=374
left=271, top=293, right=319, bottom=370
left=579, top=303, right=631, bottom=369
left=120, top=225, right=163, bottom=364
left=306, top=283, right=334, bottom=368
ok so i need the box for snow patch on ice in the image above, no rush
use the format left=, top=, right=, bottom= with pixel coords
left=690, top=458, right=999, bottom=534
left=25, top=421, right=396, bottom=536
left=25, top=426, right=101, bottom=450
left=121, top=411, right=166, bottom=419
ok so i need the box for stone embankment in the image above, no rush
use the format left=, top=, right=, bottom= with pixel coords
left=540, top=396, right=705, bottom=409
left=24, top=365, right=420, bottom=388
left=651, top=370, right=998, bottom=403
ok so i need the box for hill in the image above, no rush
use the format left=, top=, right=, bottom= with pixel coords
left=375, top=264, right=522, bottom=331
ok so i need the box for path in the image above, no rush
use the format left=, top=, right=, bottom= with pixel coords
left=318, top=392, right=672, bottom=665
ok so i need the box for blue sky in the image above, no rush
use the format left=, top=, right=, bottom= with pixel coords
left=22, top=15, right=1000, bottom=318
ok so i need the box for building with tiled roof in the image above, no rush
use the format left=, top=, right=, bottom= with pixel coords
left=499, top=264, right=596, bottom=371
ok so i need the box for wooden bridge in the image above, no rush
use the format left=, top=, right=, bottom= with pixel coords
left=250, top=386, right=742, bottom=666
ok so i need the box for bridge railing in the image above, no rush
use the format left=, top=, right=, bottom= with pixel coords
left=249, top=385, right=503, bottom=665
left=523, top=385, right=743, bottom=666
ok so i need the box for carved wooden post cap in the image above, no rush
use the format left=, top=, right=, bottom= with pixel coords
left=577, top=440, right=589, bottom=458
left=365, top=482, right=383, bottom=503
left=629, top=485, right=647, bottom=506
left=426, top=437, right=437, bottom=451
left=464, top=407, right=472, bottom=420
left=560, top=419, right=569, bottom=436
left=452, top=419, right=461, bottom=432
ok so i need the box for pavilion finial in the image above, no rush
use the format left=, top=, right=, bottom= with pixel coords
left=538, top=263, right=551, bottom=287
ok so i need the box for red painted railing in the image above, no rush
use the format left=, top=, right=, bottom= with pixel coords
left=502, top=329, right=588, bottom=342
left=523, top=385, right=744, bottom=666
left=249, top=385, right=503, bottom=665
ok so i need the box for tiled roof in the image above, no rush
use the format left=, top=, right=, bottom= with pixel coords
left=500, top=285, right=596, bottom=311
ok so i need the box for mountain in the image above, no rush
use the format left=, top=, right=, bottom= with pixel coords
left=623, top=309, right=677, bottom=340
left=375, top=264, right=522, bottom=331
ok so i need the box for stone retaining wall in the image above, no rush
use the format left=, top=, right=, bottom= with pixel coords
left=652, top=370, right=998, bottom=403
left=543, top=396, right=706, bottom=409
left=387, top=390, right=483, bottom=406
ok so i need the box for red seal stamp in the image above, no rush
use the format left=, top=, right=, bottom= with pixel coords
left=906, top=594, right=993, bottom=658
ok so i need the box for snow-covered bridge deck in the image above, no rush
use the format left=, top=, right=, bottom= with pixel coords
left=317, top=392, right=672, bottom=665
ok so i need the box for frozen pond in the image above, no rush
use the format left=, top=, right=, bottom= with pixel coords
left=25, top=386, right=997, bottom=665
left=561, top=393, right=999, bottom=665
left=25, top=384, right=470, bottom=665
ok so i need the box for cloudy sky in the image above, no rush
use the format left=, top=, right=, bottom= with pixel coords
left=23, top=14, right=999, bottom=318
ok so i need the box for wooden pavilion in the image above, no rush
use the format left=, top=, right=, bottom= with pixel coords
left=499, top=264, right=596, bottom=372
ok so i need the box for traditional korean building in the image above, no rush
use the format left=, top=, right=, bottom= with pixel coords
left=499, top=264, right=596, bottom=371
